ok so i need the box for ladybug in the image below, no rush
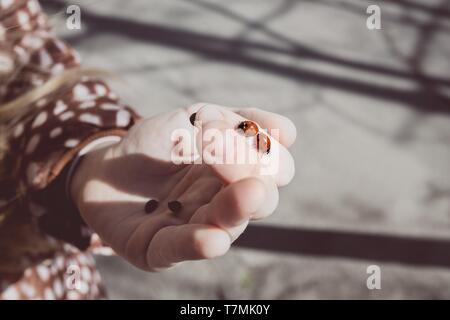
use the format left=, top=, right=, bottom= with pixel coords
left=237, top=120, right=259, bottom=137
left=189, top=112, right=197, bottom=125
left=257, top=133, right=271, bottom=154
left=145, top=199, right=159, bottom=214
left=168, top=200, right=182, bottom=213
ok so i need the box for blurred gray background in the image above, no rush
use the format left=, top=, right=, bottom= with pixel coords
left=45, top=0, right=450, bottom=299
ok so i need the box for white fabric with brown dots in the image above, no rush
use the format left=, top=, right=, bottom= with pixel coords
left=0, top=0, right=141, bottom=299
left=0, top=246, right=106, bottom=300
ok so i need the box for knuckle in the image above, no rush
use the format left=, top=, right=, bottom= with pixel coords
left=190, top=232, right=207, bottom=258
left=187, top=102, right=210, bottom=113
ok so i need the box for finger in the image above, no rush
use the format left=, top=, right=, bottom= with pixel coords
left=253, top=176, right=279, bottom=219
left=196, top=117, right=260, bottom=183
left=191, top=177, right=266, bottom=228
left=228, top=107, right=296, bottom=186
left=195, top=105, right=295, bottom=186
left=164, top=165, right=214, bottom=203
left=146, top=224, right=230, bottom=270
left=124, top=214, right=183, bottom=270
left=235, top=108, right=297, bottom=148
left=175, top=174, right=224, bottom=221
left=188, top=103, right=297, bottom=148
left=190, top=177, right=278, bottom=240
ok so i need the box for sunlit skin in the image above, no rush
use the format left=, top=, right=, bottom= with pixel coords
left=70, top=103, right=296, bottom=271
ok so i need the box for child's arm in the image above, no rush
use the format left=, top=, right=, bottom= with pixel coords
left=70, top=104, right=296, bottom=271
left=0, top=1, right=296, bottom=272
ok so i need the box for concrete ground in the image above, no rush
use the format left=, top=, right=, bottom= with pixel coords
left=46, top=0, right=450, bottom=299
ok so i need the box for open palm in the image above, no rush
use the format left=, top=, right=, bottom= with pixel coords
left=71, top=103, right=296, bottom=271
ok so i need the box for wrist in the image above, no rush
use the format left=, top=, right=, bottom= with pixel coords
left=69, top=139, right=120, bottom=213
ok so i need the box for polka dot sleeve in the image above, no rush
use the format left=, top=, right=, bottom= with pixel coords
left=0, top=0, right=141, bottom=271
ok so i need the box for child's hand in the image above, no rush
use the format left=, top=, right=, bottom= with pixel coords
left=70, top=103, right=296, bottom=271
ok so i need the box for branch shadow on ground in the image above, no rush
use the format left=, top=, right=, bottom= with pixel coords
left=235, top=224, right=450, bottom=268
left=44, top=0, right=450, bottom=115
left=41, top=0, right=450, bottom=269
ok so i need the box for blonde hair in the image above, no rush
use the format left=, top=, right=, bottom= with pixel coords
left=0, top=67, right=113, bottom=209
left=0, top=66, right=90, bottom=267
left=0, top=68, right=114, bottom=122
left=0, top=68, right=113, bottom=145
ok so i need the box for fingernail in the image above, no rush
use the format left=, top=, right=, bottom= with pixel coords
left=168, top=200, right=182, bottom=213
